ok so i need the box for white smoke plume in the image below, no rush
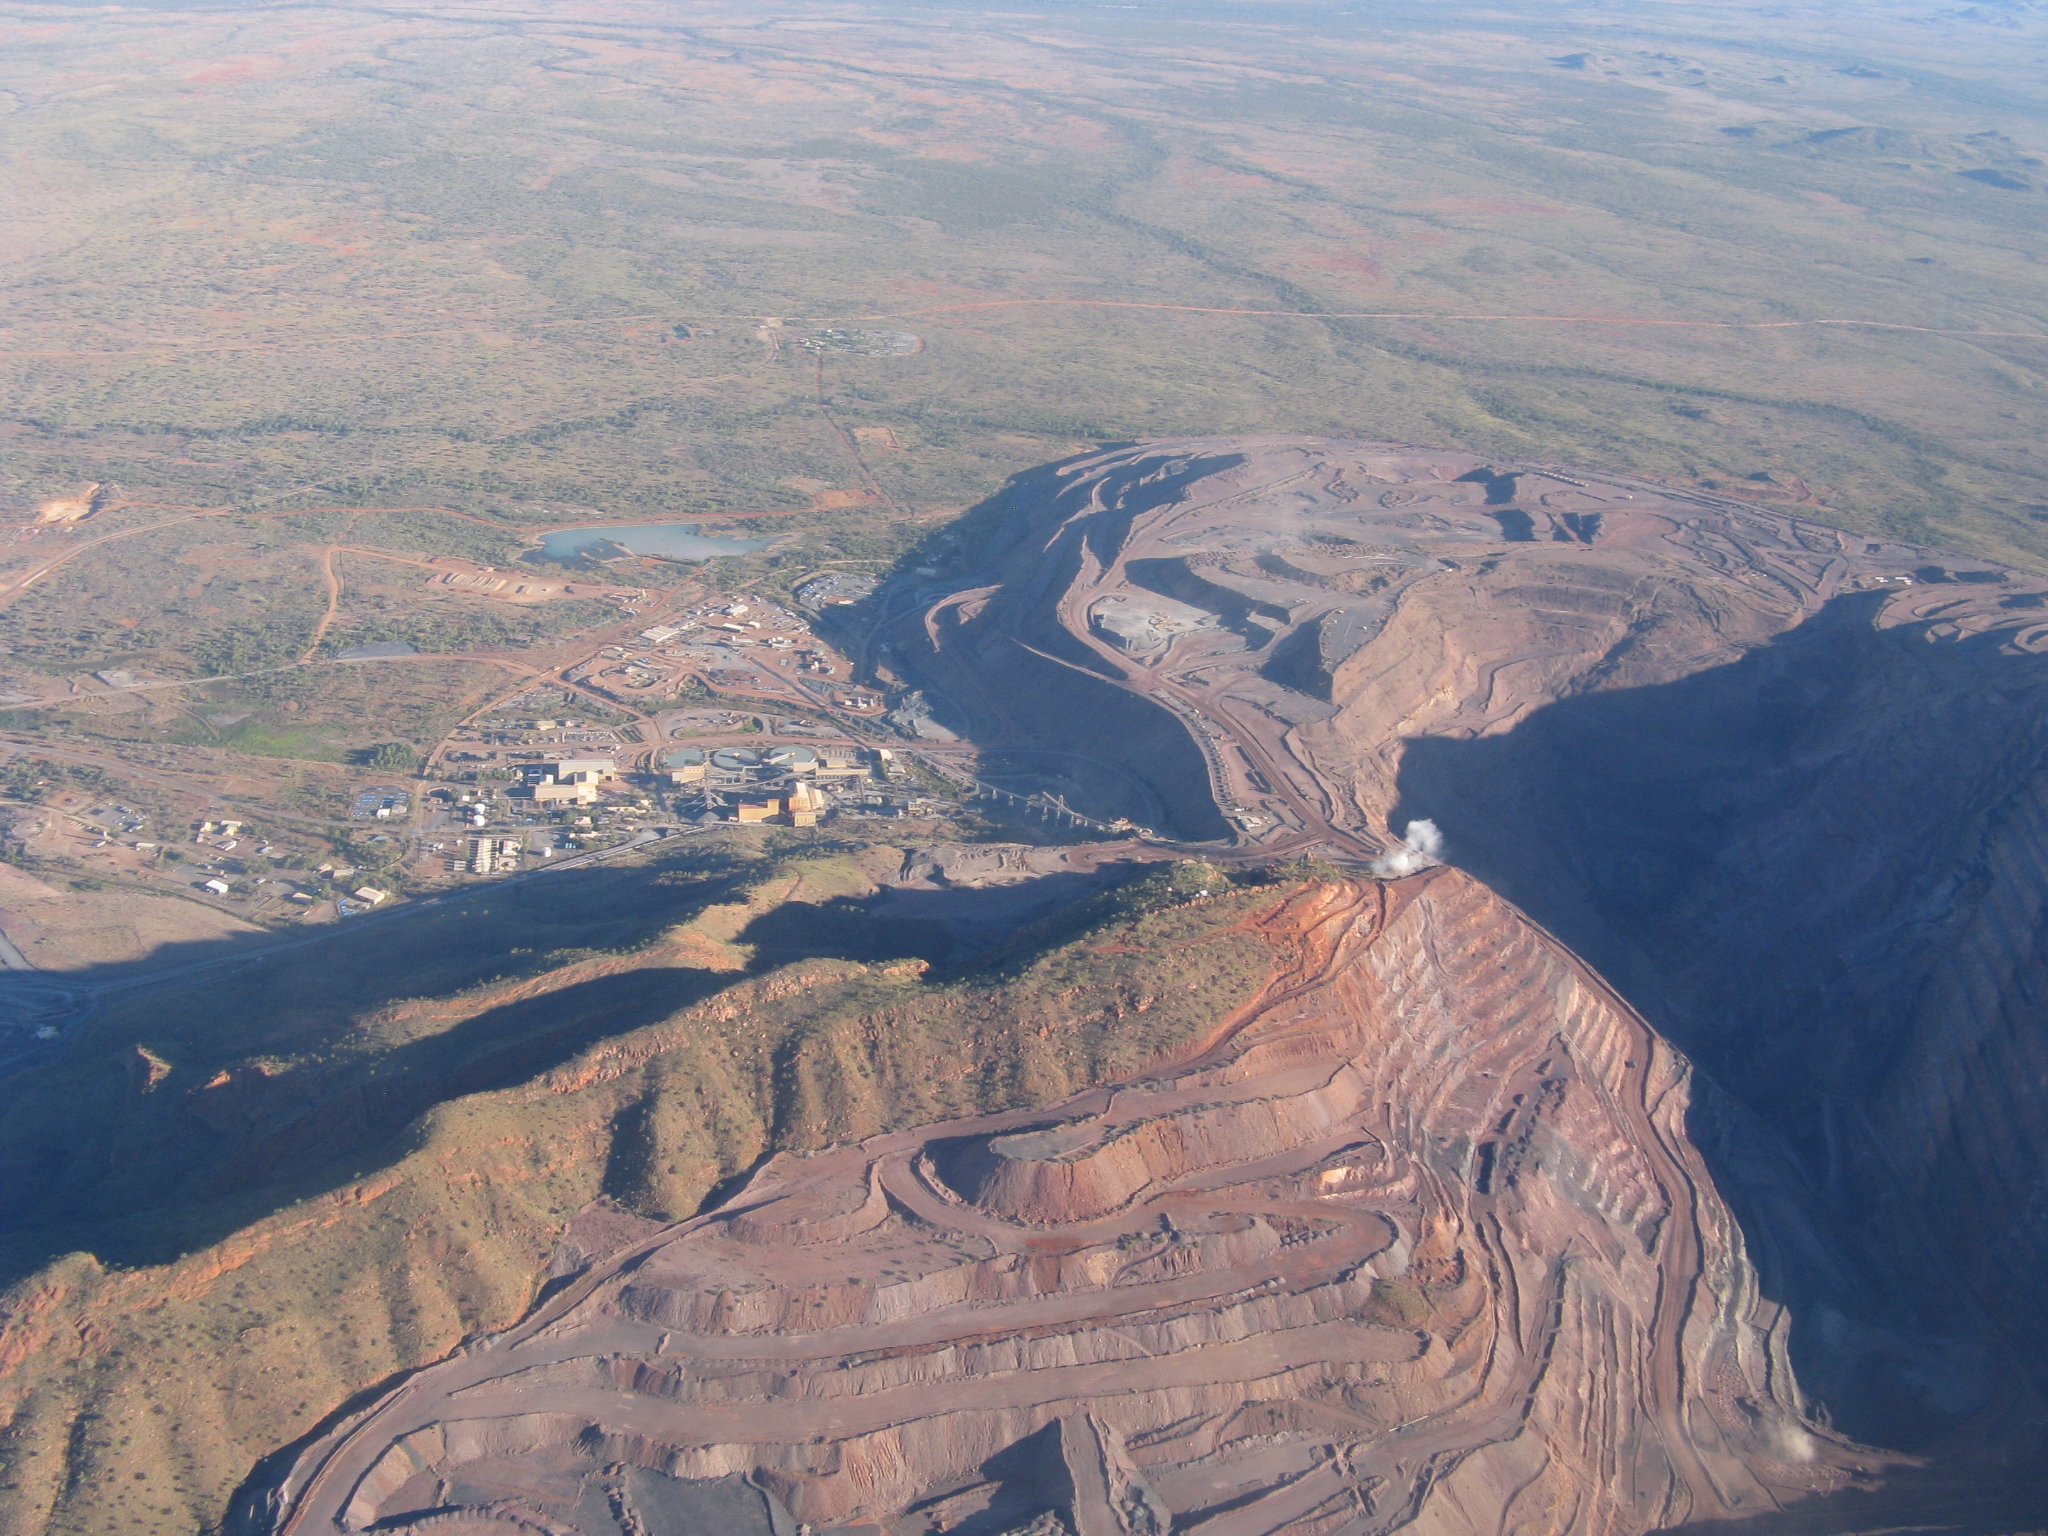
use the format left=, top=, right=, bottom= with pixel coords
left=1370, top=818, right=1444, bottom=878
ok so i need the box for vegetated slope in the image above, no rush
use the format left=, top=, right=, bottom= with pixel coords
left=252, top=871, right=1856, bottom=1536
left=889, top=436, right=2048, bottom=1521
left=0, top=850, right=1271, bottom=1536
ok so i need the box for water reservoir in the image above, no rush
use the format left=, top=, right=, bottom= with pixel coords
left=531, top=524, right=769, bottom=565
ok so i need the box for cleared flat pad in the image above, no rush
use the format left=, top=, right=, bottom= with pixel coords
left=0, top=858, right=260, bottom=973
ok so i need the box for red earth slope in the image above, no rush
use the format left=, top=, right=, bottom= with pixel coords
left=258, top=873, right=1863, bottom=1536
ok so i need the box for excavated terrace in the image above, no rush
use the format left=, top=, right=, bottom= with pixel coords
left=245, top=438, right=2048, bottom=1535
left=253, top=875, right=1858, bottom=1536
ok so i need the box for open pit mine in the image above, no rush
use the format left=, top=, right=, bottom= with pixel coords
left=248, top=439, right=2048, bottom=1534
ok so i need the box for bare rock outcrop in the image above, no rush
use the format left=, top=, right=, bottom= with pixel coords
left=252, top=874, right=1861, bottom=1536
left=887, top=438, right=2048, bottom=1471
left=891, top=437, right=2033, bottom=856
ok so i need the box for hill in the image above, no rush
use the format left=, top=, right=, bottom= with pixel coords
left=0, top=847, right=1269, bottom=1536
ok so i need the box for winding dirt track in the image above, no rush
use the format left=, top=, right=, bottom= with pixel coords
left=298, top=539, right=350, bottom=663
left=814, top=351, right=904, bottom=517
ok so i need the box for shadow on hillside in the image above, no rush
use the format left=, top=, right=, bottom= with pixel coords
left=1387, top=588, right=2048, bottom=1502
left=0, top=860, right=728, bottom=1275
left=1653, top=1437, right=2048, bottom=1536
left=0, top=863, right=722, bottom=1031
left=0, top=857, right=1139, bottom=1285
left=827, top=446, right=1236, bottom=844
left=747, top=870, right=1117, bottom=967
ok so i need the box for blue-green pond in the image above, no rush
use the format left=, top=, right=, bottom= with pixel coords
left=530, top=523, right=768, bottom=565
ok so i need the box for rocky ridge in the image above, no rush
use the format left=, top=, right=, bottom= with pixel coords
left=882, top=437, right=2048, bottom=1511
left=252, top=872, right=1853, bottom=1536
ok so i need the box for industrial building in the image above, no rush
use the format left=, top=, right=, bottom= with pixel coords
left=548, top=757, right=617, bottom=780
left=466, top=837, right=524, bottom=874
left=732, top=780, right=828, bottom=827
left=350, top=788, right=411, bottom=821
left=512, top=757, right=617, bottom=807
left=523, top=780, right=599, bottom=806
left=661, top=733, right=883, bottom=827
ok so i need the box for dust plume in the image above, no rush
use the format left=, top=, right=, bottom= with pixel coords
left=1371, top=818, right=1444, bottom=877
